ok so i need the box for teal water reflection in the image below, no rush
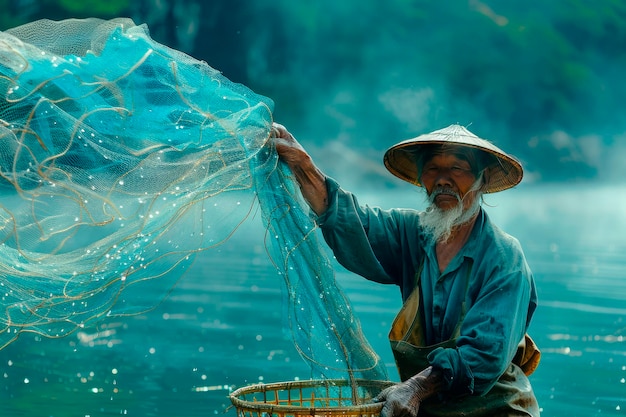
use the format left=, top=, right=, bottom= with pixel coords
left=1, top=185, right=624, bottom=416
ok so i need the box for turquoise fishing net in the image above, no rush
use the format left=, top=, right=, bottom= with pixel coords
left=0, top=18, right=386, bottom=382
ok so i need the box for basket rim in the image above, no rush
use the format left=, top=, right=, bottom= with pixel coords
left=229, top=378, right=393, bottom=413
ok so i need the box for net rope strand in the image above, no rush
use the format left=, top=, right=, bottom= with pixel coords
left=0, top=17, right=387, bottom=382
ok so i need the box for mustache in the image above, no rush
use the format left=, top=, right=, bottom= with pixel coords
left=428, top=188, right=461, bottom=203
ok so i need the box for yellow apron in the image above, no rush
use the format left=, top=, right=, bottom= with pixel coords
left=388, top=268, right=541, bottom=417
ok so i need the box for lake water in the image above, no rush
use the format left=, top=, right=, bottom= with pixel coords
left=0, top=184, right=624, bottom=417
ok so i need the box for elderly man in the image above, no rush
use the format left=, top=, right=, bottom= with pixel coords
left=272, top=123, right=540, bottom=417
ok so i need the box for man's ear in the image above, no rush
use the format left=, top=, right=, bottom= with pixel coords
left=481, top=168, right=491, bottom=191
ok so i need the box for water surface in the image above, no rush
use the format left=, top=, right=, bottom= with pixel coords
left=1, top=185, right=624, bottom=416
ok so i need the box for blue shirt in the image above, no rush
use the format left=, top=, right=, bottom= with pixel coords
left=317, top=178, right=538, bottom=395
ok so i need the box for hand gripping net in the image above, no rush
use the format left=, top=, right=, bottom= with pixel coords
left=0, top=18, right=387, bottom=382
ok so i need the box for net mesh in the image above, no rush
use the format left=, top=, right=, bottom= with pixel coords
left=0, top=18, right=387, bottom=382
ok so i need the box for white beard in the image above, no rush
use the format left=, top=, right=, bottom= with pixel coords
left=420, top=184, right=483, bottom=244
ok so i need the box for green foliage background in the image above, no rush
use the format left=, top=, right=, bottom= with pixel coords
left=1, top=0, right=625, bottom=183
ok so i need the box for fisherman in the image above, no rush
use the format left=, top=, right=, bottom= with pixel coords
left=272, top=123, right=541, bottom=417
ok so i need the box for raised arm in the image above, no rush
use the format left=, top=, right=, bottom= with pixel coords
left=271, top=123, right=329, bottom=215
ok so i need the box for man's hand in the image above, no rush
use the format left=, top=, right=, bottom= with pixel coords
left=270, top=122, right=329, bottom=215
left=374, top=381, right=423, bottom=417
left=271, top=123, right=310, bottom=168
left=373, top=367, right=444, bottom=417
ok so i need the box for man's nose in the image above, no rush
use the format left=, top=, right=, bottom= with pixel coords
left=434, top=169, right=454, bottom=187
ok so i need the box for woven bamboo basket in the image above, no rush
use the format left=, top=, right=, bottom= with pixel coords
left=229, top=379, right=394, bottom=417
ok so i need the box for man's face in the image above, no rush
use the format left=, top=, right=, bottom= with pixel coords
left=420, top=153, right=478, bottom=210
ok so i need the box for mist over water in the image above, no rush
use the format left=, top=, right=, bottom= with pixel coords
left=234, top=1, right=626, bottom=185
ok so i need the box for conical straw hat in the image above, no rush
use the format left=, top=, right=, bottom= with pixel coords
left=383, top=124, right=523, bottom=193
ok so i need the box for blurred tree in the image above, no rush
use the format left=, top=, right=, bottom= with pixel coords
left=1, top=0, right=624, bottom=181
left=51, top=0, right=130, bottom=15
left=192, top=0, right=251, bottom=84
left=1, top=0, right=37, bottom=29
